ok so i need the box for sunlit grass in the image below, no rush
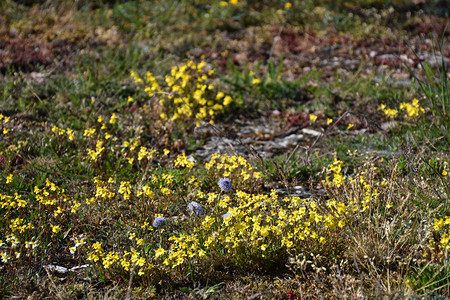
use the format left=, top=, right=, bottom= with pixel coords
left=0, top=0, right=449, bottom=298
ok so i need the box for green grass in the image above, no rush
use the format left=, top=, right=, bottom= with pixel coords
left=0, top=0, right=449, bottom=298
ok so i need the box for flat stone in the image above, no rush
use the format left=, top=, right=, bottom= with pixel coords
left=301, top=128, right=322, bottom=136
left=45, top=265, right=68, bottom=274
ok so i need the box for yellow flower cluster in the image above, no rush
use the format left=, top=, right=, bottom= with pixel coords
left=6, top=174, right=13, bottom=184
left=378, top=104, right=398, bottom=118
left=205, top=153, right=262, bottom=180
left=54, top=149, right=400, bottom=285
left=0, top=192, right=27, bottom=209
left=132, top=61, right=233, bottom=126
left=122, top=140, right=158, bottom=166
left=118, top=181, right=132, bottom=201
left=51, top=118, right=115, bottom=165
left=349, top=173, right=380, bottom=212
left=174, top=152, right=195, bottom=169
left=325, top=158, right=345, bottom=187
left=379, top=98, right=424, bottom=120
left=52, top=125, right=76, bottom=141
left=64, top=152, right=383, bottom=282
left=400, top=98, right=425, bottom=118
left=433, top=216, right=450, bottom=250
left=35, top=179, right=82, bottom=216
left=220, top=0, right=238, bottom=7
left=0, top=114, right=11, bottom=135
left=138, top=146, right=156, bottom=161
left=325, top=159, right=381, bottom=212
left=88, top=177, right=116, bottom=205
left=164, top=234, right=203, bottom=268
left=0, top=178, right=91, bottom=265
left=156, top=186, right=349, bottom=271
left=87, top=140, right=105, bottom=162
left=87, top=227, right=160, bottom=275
left=9, top=218, right=33, bottom=233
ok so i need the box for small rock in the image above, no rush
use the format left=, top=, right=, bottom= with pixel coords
left=381, top=121, right=399, bottom=131
left=69, top=264, right=90, bottom=272
left=301, top=128, right=322, bottom=136
left=45, top=265, right=68, bottom=274
left=30, top=72, right=48, bottom=84
left=272, top=110, right=281, bottom=117
left=275, top=134, right=304, bottom=148
left=45, top=264, right=91, bottom=274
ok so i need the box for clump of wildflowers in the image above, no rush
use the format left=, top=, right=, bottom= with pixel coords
left=400, top=98, right=425, bottom=118
left=424, top=216, right=450, bottom=261
left=378, top=104, right=398, bottom=119
left=378, top=98, right=424, bottom=121
left=218, top=178, right=233, bottom=192
left=131, top=61, right=233, bottom=127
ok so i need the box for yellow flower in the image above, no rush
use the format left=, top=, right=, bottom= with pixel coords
left=285, top=2, right=292, bottom=9
left=230, top=0, right=238, bottom=4
left=71, top=201, right=81, bottom=213
left=174, top=152, right=194, bottom=168
left=223, top=96, right=232, bottom=106
left=347, top=123, right=354, bottom=130
left=50, top=224, right=61, bottom=234
left=198, top=249, right=206, bottom=257
left=383, top=108, right=398, bottom=118
left=400, top=99, right=424, bottom=118
left=6, top=174, right=13, bottom=184
left=252, top=78, right=261, bottom=85
left=109, top=113, right=117, bottom=124
left=54, top=206, right=63, bottom=217
left=66, top=129, right=75, bottom=141
left=309, top=114, right=318, bottom=122
left=130, top=70, right=143, bottom=84
left=161, top=187, right=170, bottom=195
left=216, top=91, right=225, bottom=100
left=83, top=128, right=96, bottom=137
left=443, top=170, right=448, bottom=176
left=327, top=118, right=333, bottom=125
left=154, top=248, right=165, bottom=259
